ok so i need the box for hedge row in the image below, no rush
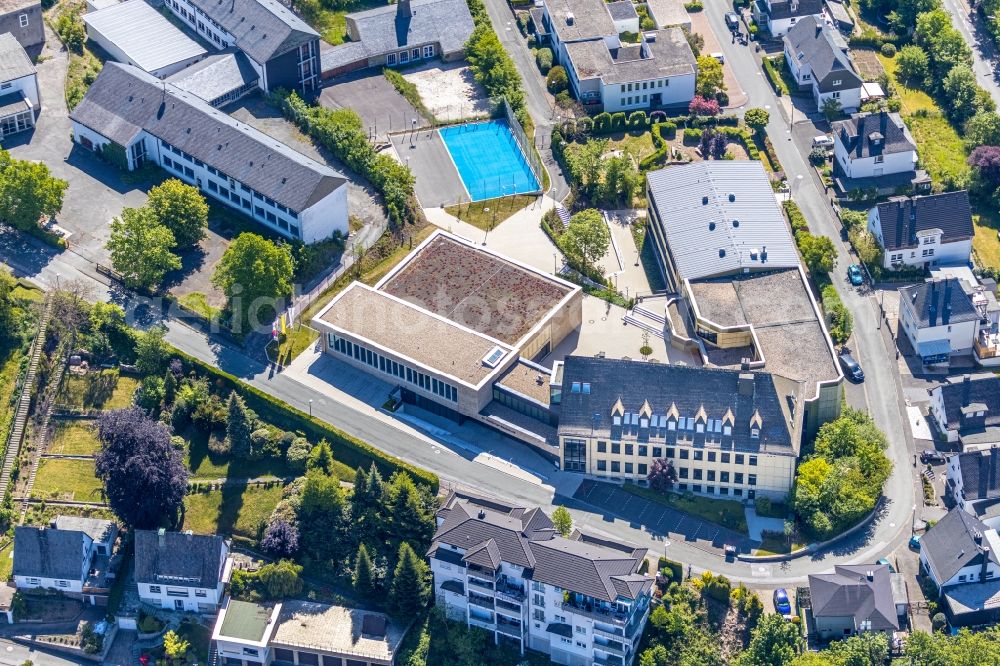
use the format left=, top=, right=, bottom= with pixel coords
left=848, top=27, right=901, bottom=49
left=638, top=121, right=679, bottom=170
left=170, top=348, right=440, bottom=492
left=761, top=57, right=788, bottom=96
left=657, top=556, right=684, bottom=583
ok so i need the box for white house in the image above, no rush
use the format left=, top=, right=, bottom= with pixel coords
left=0, top=31, right=38, bottom=139
left=899, top=278, right=982, bottom=366
left=783, top=17, right=862, bottom=113
left=947, top=448, right=1000, bottom=528
left=832, top=112, right=918, bottom=180
left=429, top=489, right=652, bottom=666
left=135, top=529, right=232, bottom=613
left=70, top=63, right=349, bottom=244
left=542, top=0, right=695, bottom=112
left=868, top=191, right=974, bottom=270
left=752, top=0, right=824, bottom=36
left=931, top=373, right=1000, bottom=450
left=13, top=517, right=118, bottom=605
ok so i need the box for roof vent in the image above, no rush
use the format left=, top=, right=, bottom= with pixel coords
left=566, top=11, right=574, bottom=24
left=732, top=220, right=740, bottom=228
left=728, top=192, right=736, bottom=202
left=709, top=221, right=716, bottom=231
left=719, top=248, right=726, bottom=258
left=478, top=509, right=486, bottom=519
left=702, top=195, right=709, bottom=205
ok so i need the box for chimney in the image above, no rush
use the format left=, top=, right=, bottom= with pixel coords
left=962, top=374, right=972, bottom=407
left=185, top=530, right=193, bottom=540
left=866, top=570, right=874, bottom=582
left=397, top=0, right=412, bottom=17
left=815, top=23, right=821, bottom=37
left=738, top=373, right=755, bottom=397
left=943, top=280, right=953, bottom=325
left=982, top=546, right=992, bottom=582
left=478, top=509, right=486, bottom=520
left=929, top=282, right=939, bottom=328
left=157, top=527, right=166, bottom=548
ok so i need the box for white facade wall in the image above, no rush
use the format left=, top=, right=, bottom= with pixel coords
left=215, top=637, right=269, bottom=664
left=138, top=581, right=225, bottom=612
left=869, top=208, right=973, bottom=270
left=0, top=72, right=38, bottom=109
left=929, top=387, right=959, bottom=443
left=816, top=86, right=861, bottom=114
left=602, top=72, right=695, bottom=113
left=834, top=137, right=917, bottom=179
left=299, top=181, right=349, bottom=244
left=899, top=300, right=979, bottom=358
left=920, top=548, right=1000, bottom=589
left=14, top=575, right=84, bottom=595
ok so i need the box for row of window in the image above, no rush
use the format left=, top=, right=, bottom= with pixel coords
left=386, top=44, right=436, bottom=67
left=595, top=441, right=759, bottom=465
left=675, top=483, right=753, bottom=497
left=147, top=584, right=207, bottom=597
left=170, top=0, right=231, bottom=47
left=593, top=459, right=758, bottom=485
left=492, top=387, right=550, bottom=424
left=329, top=334, right=459, bottom=402
left=25, top=578, right=70, bottom=587
left=269, top=648, right=355, bottom=666
left=619, top=79, right=669, bottom=93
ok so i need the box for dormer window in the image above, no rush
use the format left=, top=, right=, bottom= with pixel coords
left=832, top=79, right=842, bottom=86
left=751, top=428, right=760, bottom=439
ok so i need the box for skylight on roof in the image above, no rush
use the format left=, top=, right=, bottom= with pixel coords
left=482, top=346, right=506, bottom=368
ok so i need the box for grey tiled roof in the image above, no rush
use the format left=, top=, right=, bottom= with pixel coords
left=606, top=0, right=637, bottom=21
left=70, top=63, right=346, bottom=212
left=646, top=161, right=800, bottom=281
left=564, top=27, right=696, bottom=86
left=339, top=0, right=473, bottom=62
left=899, top=278, right=980, bottom=329
left=956, top=449, right=1000, bottom=502
left=934, top=374, right=1000, bottom=432
left=920, top=508, right=1000, bottom=584
left=165, top=50, right=259, bottom=105
left=320, top=40, right=368, bottom=71
left=765, top=0, right=823, bottom=20
left=53, top=516, right=117, bottom=545
left=874, top=191, right=974, bottom=252
left=134, top=529, right=225, bottom=588
left=833, top=111, right=917, bottom=159
left=783, top=16, right=861, bottom=93
left=0, top=32, right=34, bottom=83
left=13, top=526, right=89, bottom=581
left=184, top=0, right=318, bottom=64
left=557, top=355, right=796, bottom=453
left=808, top=565, right=899, bottom=631
left=430, top=491, right=651, bottom=602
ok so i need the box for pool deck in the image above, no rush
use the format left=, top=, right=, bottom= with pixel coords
left=390, top=129, right=470, bottom=207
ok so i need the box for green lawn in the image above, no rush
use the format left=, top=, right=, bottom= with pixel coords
left=59, top=372, right=139, bottom=411
left=48, top=420, right=100, bottom=455
left=31, top=459, right=103, bottom=502
left=622, top=483, right=748, bottom=533
left=12, top=284, right=43, bottom=302
left=607, top=130, right=658, bottom=161
left=0, top=542, right=12, bottom=582
left=0, top=342, right=26, bottom=454
left=182, top=484, right=284, bottom=538
left=267, top=325, right=320, bottom=366
left=905, top=112, right=970, bottom=186
left=301, top=0, right=388, bottom=44
left=178, top=292, right=222, bottom=322
left=185, top=429, right=297, bottom=480
left=877, top=53, right=937, bottom=114
left=755, top=536, right=806, bottom=556
left=444, top=195, right=538, bottom=232
left=973, top=209, right=1000, bottom=270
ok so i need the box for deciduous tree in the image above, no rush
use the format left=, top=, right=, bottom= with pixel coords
left=212, top=232, right=294, bottom=334
left=897, top=45, right=930, bottom=84
left=796, top=232, right=836, bottom=274
left=146, top=178, right=209, bottom=249
left=107, top=207, right=180, bottom=290
left=0, top=150, right=68, bottom=231
left=744, top=107, right=770, bottom=134
left=738, top=613, right=801, bottom=666
left=695, top=55, right=725, bottom=99
left=162, top=630, right=189, bottom=660
left=551, top=506, right=573, bottom=536
left=261, top=519, right=299, bottom=557
left=258, top=559, right=303, bottom=598
left=562, top=209, right=610, bottom=268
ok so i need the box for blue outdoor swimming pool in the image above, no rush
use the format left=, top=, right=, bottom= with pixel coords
left=439, top=120, right=541, bottom=202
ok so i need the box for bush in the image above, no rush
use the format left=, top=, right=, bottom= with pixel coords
left=880, top=42, right=897, bottom=57
left=783, top=200, right=809, bottom=233
left=684, top=0, right=703, bottom=10
left=809, top=147, right=828, bottom=165
left=658, top=557, right=684, bottom=583
left=683, top=128, right=702, bottom=144
left=610, top=112, right=627, bottom=130
left=627, top=110, right=648, bottom=128
left=594, top=112, right=613, bottom=133
left=761, top=57, right=789, bottom=96
left=546, top=65, right=568, bottom=93
left=535, top=47, right=553, bottom=73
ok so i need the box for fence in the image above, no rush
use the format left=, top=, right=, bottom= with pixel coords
left=501, top=98, right=545, bottom=195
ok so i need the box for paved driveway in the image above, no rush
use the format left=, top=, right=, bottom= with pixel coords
left=319, top=71, right=428, bottom=141
left=573, top=480, right=756, bottom=553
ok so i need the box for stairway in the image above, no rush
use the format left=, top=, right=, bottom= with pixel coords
left=0, top=295, right=53, bottom=500
left=554, top=203, right=570, bottom=228
left=623, top=314, right=665, bottom=339
left=632, top=304, right=666, bottom=326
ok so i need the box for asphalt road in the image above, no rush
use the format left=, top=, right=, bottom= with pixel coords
left=940, top=0, right=1000, bottom=106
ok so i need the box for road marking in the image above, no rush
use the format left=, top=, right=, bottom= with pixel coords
left=751, top=564, right=773, bottom=577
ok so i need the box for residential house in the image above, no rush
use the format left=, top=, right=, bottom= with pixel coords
left=212, top=597, right=409, bottom=666
left=13, top=517, right=118, bottom=605
left=806, top=565, right=903, bottom=639
left=70, top=63, right=349, bottom=243
left=0, top=31, right=37, bottom=139
left=947, top=448, right=1000, bottom=527
left=831, top=111, right=928, bottom=194
left=783, top=16, right=862, bottom=113
left=163, top=0, right=320, bottom=92
left=931, top=374, right=1000, bottom=450
left=541, top=0, right=696, bottom=112
left=869, top=191, right=974, bottom=270
left=752, top=0, right=824, bottom=36
left=556, top=355, right=801, bottom=497
left=645, top=161, right=844, bottom=441
left=428, top=489, right=653, bottom=666
left=898, top=278, right=982, bottom=365
left=0, top=0, right=42, bottom=50
left=134, top=528, right=232, bottom=612
left=321, top=0, right=475, bottom=79
left=919, top=508, right=1000, bottom=626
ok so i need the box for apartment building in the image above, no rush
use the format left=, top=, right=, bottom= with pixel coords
left=541, top=0, right=696, bottom=112
left=868, top=191, right=974, bottom=270
left=13, top=517, right=118, bottom=604
left=163, top=0, right=320, bottom=92
left=70, top=63, right=349, bottom=243
left=555, top=355, right=800, bottom=498
left=135, top=529, right=232, bottom=613
left=429, top=490, right=652, bottom=666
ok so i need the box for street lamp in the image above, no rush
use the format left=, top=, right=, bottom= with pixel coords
left=553, top=252, right=558, bottom=275
left=308, top=399, right=313, bottom=417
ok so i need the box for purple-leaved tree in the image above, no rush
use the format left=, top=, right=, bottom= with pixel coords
left=647, top=458, right=677, bottom=492
left=95, top=407, right=189, bottom=529
left=261, top=519, right=300, bottom=557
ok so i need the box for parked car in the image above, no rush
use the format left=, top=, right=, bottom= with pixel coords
left=909, top=534, right=921, bottom=550
left=773, top=588, right=792, bottom=616
left=710, top=52, right=725, bottom=64
left=877, top=557, right=896, bottom=573
left=838, top=351, right=865, bottom=382
left=724, top=544, right=737, bottom=561
left=725, top=11, right=740, bottom=30
left=847, top=263, right=864, bottom=286
left=812, top=134, right=835, bottom=149
left=921, top=449, right=945, bottom=464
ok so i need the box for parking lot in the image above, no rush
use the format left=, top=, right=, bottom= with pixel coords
left=573, top=480, right=756, bottom=553
left=319, top=70, right=429, bottom=141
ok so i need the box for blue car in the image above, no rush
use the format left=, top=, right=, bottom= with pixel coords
left=848, top=264, right=864, bottom=286
left=909, top=534, right=921, bottom=550
left=773, top=588, right=792, bottom=616
left=877, top=557, right=895, bottom=573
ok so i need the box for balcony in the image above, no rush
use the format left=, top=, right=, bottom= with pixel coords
left=497, top=617, right=523, bottom=638
left=594, top=654, right=625, bottom=666
left=594, top=640, right=626, bottom=657
left=469, top=592, right=495, bottom=610
left=975, top=332, right=1000, bottom=362
left=593, top=626, right=626, bottom=642
left=468, top=577, right=495, bottom=593
left=496, top=597, right=523, bottom=615
left=561, top=597, right=630, bottom=626
left=496, top=582, right=525, bottom=604
left=469, top=615, right=495, bottom=631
